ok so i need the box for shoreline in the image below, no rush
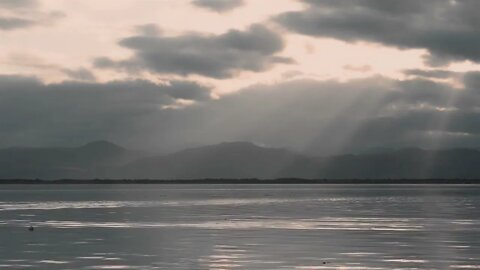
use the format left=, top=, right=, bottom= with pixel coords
left=1, top=179, right=480, bottom=184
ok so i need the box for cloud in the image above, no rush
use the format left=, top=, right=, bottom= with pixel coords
left=3, top=53, right=97, bottom=81
left=3, top=53, right=57, bottom=69
left=0, top=0, right=38, bottom=9
left=276, top=0, right=480, bottom=65
left=462, top=71, right=480, bottom=90
left=191, top=0, right=244, bottom=12
left=162, top=80, right=212, bottom=101
left=61, top=68, right=96, bottom=82
left=3, top=72, right=480, bottom=155
left=94, top=24, right=293, bottom=79
left=134, top=24, right=162, bottom=36
left=0, top=75, right=211, bottom=148
left=403, top=69, right=456, bottom=79
left=0, top=17, right=34, bottom=30
left=190, top=74, right=480, bottom=154
left=162, top=73, right=480, bottom=154
left=0, top=0, right=64, bottom=31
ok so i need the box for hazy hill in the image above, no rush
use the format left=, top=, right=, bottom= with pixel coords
left=317, top=148, right=480, bottom=179
left=2, top=141, right=480, bottom=180
left=117, top=142, right=316, bottom=179
left=0, top=140, right=140, bottom=179
left=119, top=145, right=480, bottom=179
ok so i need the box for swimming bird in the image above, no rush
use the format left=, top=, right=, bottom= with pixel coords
left=28, top=225, right=34, bottom=232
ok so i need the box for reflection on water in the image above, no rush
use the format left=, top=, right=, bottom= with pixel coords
left=0, top=184, right=480, bottom=269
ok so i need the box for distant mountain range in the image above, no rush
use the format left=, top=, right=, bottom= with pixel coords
left=0, top=141, right=141, bottom=179
left=117, top=142, right=317, bottom=179
left=2, top=141, right=480, bottom=180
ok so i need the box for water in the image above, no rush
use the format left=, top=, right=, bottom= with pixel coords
left=0, top=184, right=479, bottom=269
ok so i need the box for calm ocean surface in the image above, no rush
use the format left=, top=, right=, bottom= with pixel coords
left=0, top=184, right=479, bottom=269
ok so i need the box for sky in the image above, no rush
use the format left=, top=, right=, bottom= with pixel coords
left=2, top=0, right=480, bottom=155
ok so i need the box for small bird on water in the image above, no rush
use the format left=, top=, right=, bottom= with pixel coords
left=28, top=225, right=34, bottom=232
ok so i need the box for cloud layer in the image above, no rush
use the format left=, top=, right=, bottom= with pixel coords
left=0, top=76, right=211, bottom=148
left=95, top=24, right=292, bottom=79
left=3, top=0, right=480, bottom=157
left=3, top=72, right=480, bottom=155
left=277, top=0, right=480, bottom=65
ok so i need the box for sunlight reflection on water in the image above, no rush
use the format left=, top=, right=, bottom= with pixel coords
left=0, top=184, right=479, bottom=269
left=0, top=197, right=348, bottom=211
left=0, top=217, right=431, bottom=231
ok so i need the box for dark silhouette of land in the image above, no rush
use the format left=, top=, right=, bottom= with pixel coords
left=3, top=140, right=480, bottom=181
left=1, top=179, right=480, bottom=184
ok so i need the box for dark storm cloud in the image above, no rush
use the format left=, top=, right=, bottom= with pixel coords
left=276, top=0, right=480, bottom=65
left=162, top=80, right=212, bottom=101
left=94, top=24, right=293, bottom=79
left=4, top=72, right=480, bottom=154
left=166, top=74, right=480, bottom=154
left=191, top=0, right=244, bottom=12
left=462, top=71, right=480, bottom=90
left=342, top=73, right=480, bottom=151
left=0, top=75, right=211, bottom=148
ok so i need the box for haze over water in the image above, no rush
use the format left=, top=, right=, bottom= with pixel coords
left=1, top=184, right=480, bottom=269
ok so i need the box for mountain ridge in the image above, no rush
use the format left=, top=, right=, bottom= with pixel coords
left=2, top=141, right=480, bottom=180
left=117, top=141, right=308, bottom=179
left=0, top=140, right=138, bottom=179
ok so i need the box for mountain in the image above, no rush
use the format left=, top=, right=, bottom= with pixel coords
left=0, top=141, right=140, bottom=179
left=2, top=141, right=480, bottom=180
left=117, top=142, right=316, bottom=179
left=316, top=148, right=480, bottom=179
left=118, top=144, right=480, bottom=179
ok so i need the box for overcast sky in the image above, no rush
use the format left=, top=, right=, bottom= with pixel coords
left=2, top=0, right=480, bottom=154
